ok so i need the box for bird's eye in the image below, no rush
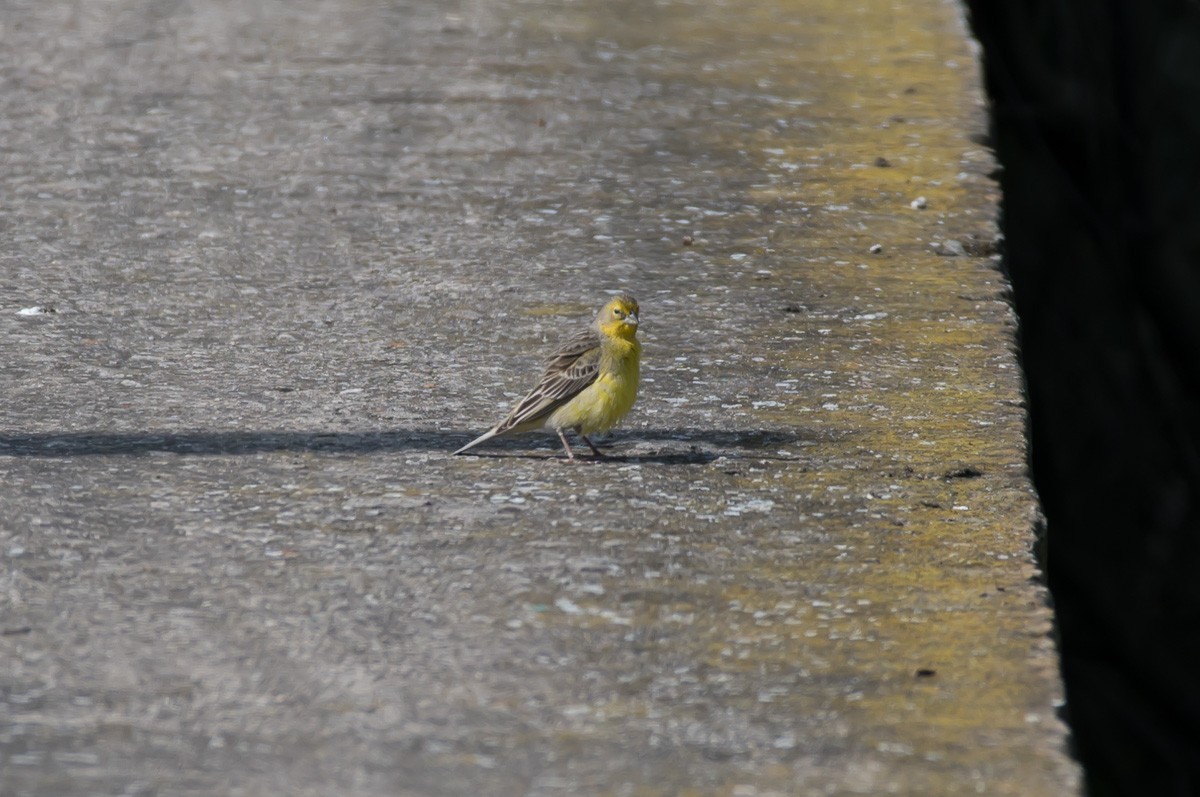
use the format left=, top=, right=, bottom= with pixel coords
left=613, top=309, right=625, bottom=318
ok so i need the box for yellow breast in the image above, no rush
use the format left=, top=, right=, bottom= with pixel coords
left=548, top=339, right=640, bottom=435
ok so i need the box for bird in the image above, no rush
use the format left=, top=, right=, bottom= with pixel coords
left=454, top=294, right=642, bottom=460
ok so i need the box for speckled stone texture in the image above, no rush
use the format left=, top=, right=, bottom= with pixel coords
left=1, top=1, right=1078, bottom=795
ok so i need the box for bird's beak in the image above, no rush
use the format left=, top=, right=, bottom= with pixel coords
left=627, top=313, right=639, bottom=327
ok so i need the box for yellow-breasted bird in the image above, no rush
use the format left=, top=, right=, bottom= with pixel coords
left=454, top=294, right=641, bottom=459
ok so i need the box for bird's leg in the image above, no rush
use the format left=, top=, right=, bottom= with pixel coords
left=556, top=428, right=577, bottom=460
left=579, top=432, right=607, bottom=459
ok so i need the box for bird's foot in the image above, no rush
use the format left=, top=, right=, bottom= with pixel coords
left=580, top=434, right=608, bottom=458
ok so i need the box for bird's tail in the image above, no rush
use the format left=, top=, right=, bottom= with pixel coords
left=453, top=428, right=500, bottom=455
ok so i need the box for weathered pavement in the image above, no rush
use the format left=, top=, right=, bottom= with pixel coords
left=1, top=1, right=1079, bottom=795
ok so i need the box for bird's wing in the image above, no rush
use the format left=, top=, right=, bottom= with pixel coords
left=492, top=328, right=601, bottom=434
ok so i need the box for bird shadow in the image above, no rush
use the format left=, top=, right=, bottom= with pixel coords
left=456, top=449, right=715, bottom=465
left=0, top=427, right=822, bottom=463
left=458, top=428, right=823, bottom=464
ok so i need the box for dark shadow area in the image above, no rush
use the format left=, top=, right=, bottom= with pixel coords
left=456, top=449, right=721, bottom=465
left=0, top=428, right=818, bottom=459
left=0, top=430, right=446, bottom=457
left=1029, top=511, right=1078, bottom=763
left=967, top=3, right=1200, bottom=795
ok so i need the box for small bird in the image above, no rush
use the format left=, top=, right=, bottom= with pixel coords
left=454, top=294, right=642, bottom=460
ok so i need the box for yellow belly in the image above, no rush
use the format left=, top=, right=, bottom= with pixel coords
left=547, top=359, right=639, bottom=435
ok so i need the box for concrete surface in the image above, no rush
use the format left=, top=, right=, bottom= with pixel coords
left=0, top=0, right=1080, bottom=795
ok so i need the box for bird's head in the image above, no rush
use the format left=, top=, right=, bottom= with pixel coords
left=596, top=294, right=640, bottom=340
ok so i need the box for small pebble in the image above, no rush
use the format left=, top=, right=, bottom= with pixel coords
left=910, top=196, right=928, bottom=210
left=930, top=239, right=966, bottom=256
left=682, top=234, right=694, bottom=246
left=868, top=243, right=883, bottom=254
left=874, top=156, right=891, bottom=167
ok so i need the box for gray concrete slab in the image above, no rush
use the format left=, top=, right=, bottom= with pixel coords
left=1, top=1, right=1079, bottom=795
